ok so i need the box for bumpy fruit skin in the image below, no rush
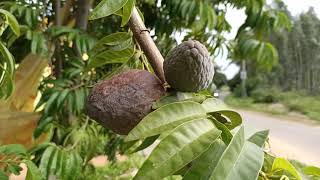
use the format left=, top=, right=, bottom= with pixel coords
left=164, top=40, right=214, bottom=92
left=85, top=69, right=165, bottom=135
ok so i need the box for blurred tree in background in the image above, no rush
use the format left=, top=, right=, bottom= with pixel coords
left=232, top=1, right=320, bottom=96
left=270, top=8, right=320, bottom=94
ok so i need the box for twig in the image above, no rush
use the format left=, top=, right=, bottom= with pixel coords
left=128, top=7, right=166, bottom=83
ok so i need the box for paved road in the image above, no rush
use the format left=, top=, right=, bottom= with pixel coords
left=238, top=109, right=320, bottom=166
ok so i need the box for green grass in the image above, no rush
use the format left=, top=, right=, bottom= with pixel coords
left=225, top=96, right=289, bottom=115
left=225, top=91, right=320, bottom=122
left=279, top=92, right=320, bottom=121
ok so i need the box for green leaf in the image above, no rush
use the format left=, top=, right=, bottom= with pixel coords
left=25, top=160, right=43, bottom=180
left=133, top=119, right=221, bottom=180
left=64, top=151, right=82, bottom=180
left=39, top=146, right=56, bottom=179
left=74, top=88, right=85, bottom=114
left=152, top=92, right=208, bottom=110
left=93, top=32, right=132, bottom=48
left=8, top=164, right=22, bottom=175
left=0, top=41, right=15, bottom=99
left=271, top=158, right=302, bottom=180
left=183, top=140, right=226, bottom=180
left=57, top=150, right=66, bottom=179
left=303, top=166, right=320, bottom=177
left=33, top=117, right=54, bottom=138
left=208, top=127, right=264, bottom=180
left=31, top=32, right=48, bottom=57
left=0, top=170, right=8, bottom=180
left=210, top=110, right=242, bottom=130
left=126, top=101, right=207, bottom=141
left=210, top=118, right=233, bottom=145
left=0, top=41, right=14, bottom=75
left=90, top=0, right=129, bottom=20
left=0, top=144, right=27, bottom=156
left=152, top=95, right=180, bottom=109
left=56, top=89, right=70, bottom=109
left=88, top=48, right=134, bottom=69
left=201, top=98, right=228, bottom=113
left=48, top=148, right=60, bottom=177
left=121, top=0, right=135, bottom=27
left=0, top=70, right=14, bottom=99
left=248, top=130, right=269, bottom=147
left=132, top=135, right=159, bottom=153
left=44, top=91, right=59, bottom=115
left=135, top=7, right=145, bottom=22
left=0, top=9, right=20, bottom=36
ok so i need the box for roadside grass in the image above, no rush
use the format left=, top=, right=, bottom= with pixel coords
left=225, top=91, right=320, bottom=122
left=279, top=92, right=320, bottom=121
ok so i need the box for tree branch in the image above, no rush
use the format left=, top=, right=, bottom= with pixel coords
left=53, top=0, right=63, bottom=78
left=128, top=7, right=166, bottom=83
left=61, top=0, right=75, bottom=25
left=75, top=0, right=91, bottom=31
left=73, top=0, right=91, bottom=58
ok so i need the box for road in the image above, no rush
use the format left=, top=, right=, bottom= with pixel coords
left=238, top=109, right=320, bottom=166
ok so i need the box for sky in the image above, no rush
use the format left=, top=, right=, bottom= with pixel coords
left=216, top=0, right=320, bottom=79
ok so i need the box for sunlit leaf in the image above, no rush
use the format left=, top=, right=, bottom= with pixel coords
left=87, top=48, right=134, bottom=69
left=303, top=166, right=320, bottom=177
left=134, top=119, right=221, bottom=180
left=210, top=110, right=242, bottom=130
left=271, top=158, right=302, bottom=180
left=208, top=127, right=264, bottom=180
left=201, top=98, right=227, bottom=113
left=90, top=0, right=128, bottom=20
left=248, top=130, right=269, bottom=147
left=25, top=160, right=43, bottom=180
left=0, top=144, right=27, bottom=156
left=0, top=9, right=20, bottom=36
left=0, top=41, right=14, bottom=99
left=121, top=0, right=135, bottom=27
left=183, top=140, right=226, bottom=180
left=132, top=135, right=159, bottom=153
left=126, top=101, right=207, bottom=141
left=210, top=117, right=233, bottom=145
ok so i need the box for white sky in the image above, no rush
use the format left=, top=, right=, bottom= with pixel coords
left=216, top=0, right=320, bottom=79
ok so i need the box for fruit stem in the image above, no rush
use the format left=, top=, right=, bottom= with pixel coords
left=129, top=7, right=166, bottom=83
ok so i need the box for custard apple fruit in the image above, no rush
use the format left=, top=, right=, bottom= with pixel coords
left=85, top=69, right=165, bottom=135
left=164, top=40, right=214, bottom=92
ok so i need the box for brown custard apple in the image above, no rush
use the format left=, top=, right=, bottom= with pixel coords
left=85, top=69, right=165, bottom=135
left=163, top=40, right=214, bottom=92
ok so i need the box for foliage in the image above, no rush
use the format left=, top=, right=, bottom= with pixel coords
left=0, top=144, right=41, bottom=180
left=251, top=87, right=281, bottom=103
left=245, top=5, right=320, bottom=94
left=0, top=0, right=317, bottom=179
left=226, top=91, right=320, bottom=122
left=0, top=9, right=19, bottom=99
